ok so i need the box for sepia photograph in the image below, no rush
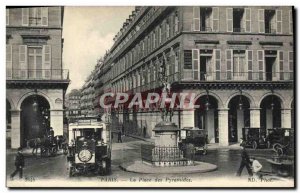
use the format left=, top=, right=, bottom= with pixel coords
left=5, top=5, right=295, bottom=188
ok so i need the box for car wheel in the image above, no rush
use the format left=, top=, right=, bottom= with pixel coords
left=252, top=141, right=258, bottom=149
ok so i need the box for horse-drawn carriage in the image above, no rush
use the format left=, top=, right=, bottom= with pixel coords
left=27, top=133, right=68, bottom=157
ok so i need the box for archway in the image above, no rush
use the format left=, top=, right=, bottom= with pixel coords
left=20, top=95, right=50, bottom=147
left=228, top=95, right=250, bottom=143
left=194, top=95, right=219, bottom=143
left=260, top=95, right=281, bottom=130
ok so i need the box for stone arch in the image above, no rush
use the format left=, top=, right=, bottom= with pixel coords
left=258, top=92, right=285, bottom=109
left=225, top=91, right=256, bottom=108
left=194, top=91, right=224, bottom=109
left=289, top=98, right=294, bottom=109
left=17, top=91, right=54, bottom=110
left=6, top=97, right=15, bottom=110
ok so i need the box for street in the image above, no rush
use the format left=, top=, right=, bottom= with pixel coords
left=6, top=136, right=293, bottom=187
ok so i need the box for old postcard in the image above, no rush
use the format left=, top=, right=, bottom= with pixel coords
left=6, top=6, right=295, bottom=188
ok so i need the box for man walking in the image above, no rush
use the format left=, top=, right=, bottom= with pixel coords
left=117, top=130, right=122, bottom=143
left=236, top=144, right=253, bottom=177
left=10, top=147, right=25, bottom=180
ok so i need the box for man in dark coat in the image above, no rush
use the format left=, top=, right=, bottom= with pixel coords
left=236, top=144, right=253, bottom=177
left=10, top=147, right=25, bottom=179
left=117, top=130, right=122, bottom=143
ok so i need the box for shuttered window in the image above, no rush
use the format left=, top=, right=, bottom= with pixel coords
left=43, top=45, right=51, bottom=79
left=257, top=50, right=265, bottom=80
left=41, top=7, right=48, bottom=26
left=289, top=10, right=293, bottom=34
left=6, top=9, right=9, bottom=26
left=278, top=51, right=284, bottom=80
left=289, top=51, right=293, bottom=80
left=175, top=12, right=179, bottom=32
left=22, top=8, right=29, bottom=26
left=212, top=7, right=219, bottom=32
left=226, top=8, right=233, bottom=32
left=246, top=50, right=253, bottom=80
left=6, top=45, right=12, bottom=79
left=19, top=45, right=28, bottom=78
left=258, top=9, right=265, bottom=33
left=245, top=8, right=251, bottom=32
left=276, top=10, right=282, bottom=34
left=166, top=19, right=170, bottom=39
left=226, top=49, right=233, bottom=80
left=192, top=49, right=199, bottom=80
left=193, top=7, right=200, bottom=31
left=214, top=49, right=221, bottom=80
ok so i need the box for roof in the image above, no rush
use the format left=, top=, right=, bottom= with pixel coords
left=153, top=121, right=180, bottom=132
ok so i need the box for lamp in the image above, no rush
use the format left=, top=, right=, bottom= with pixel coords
left=238, top=89, right=243, bottom=110
left=205, top=89, right=210, bottom=111
left=270, top=90, right=275, bottom=111
left=32, top=89, right=38, bottom=112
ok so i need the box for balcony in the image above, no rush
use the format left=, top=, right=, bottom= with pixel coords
left=182, top=70, right=293, bottom=82
left=6, top=69, right=69, bottom=81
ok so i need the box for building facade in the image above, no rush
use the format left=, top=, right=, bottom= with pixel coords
left=95, top=6, right=294, bottom=146
left=80, top=68, right=97, bottom=117
left=6, top=7, right=69, bottom=148
left=65, top=89, right=81, bottom=121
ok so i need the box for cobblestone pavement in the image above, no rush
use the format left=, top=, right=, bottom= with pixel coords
left=6, top=136, right=294, bottom=187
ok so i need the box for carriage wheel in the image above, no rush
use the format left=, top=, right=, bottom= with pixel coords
left=41, top=147, right=47, bottom=157
left=252, top=141, right=258, bottom=149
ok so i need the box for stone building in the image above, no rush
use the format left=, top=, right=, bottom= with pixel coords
left=65, top=89, right=81, bottom=121
left=95, top=6, right=294, bottom=146
left=80, top=68, right=97, bottom=117
left=6, top=6, right=69, bottom=148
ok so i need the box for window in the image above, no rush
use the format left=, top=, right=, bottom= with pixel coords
left=232, top=50, right=245, bottom=77
left=193, top=7, right=219, bottom=32
left=260, top=9, right=278, bottom=34
left=166, top=20, right=170, bottom=39
left=28, top=47, right=43, bottom=78
left=22, top=7, right=48, bottom=26
left=174, top=12, right=179, bottom=32
left=6, top=9, right=9, bottom=25
left=289, top=51, right=293, bottom=79
left=159, top=25, right=162, bottom=44
left=231, top=8, right=251, bottom=32
left=289, top=10, right=293, bottom=34
left=226, top=8, right=233, bottom=32
left=6, top=45, right=12, bottom=79
left=183, top=50, right=192, bottom=70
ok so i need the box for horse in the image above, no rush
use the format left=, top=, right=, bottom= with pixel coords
left=26, top=138, right=43, bottom=156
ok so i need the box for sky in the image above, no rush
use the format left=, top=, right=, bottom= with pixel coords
left=63, top=6, right=134, bottom=93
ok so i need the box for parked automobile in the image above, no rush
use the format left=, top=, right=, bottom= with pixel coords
left=178, top=127, right=208, bottom=155
left=242, top=127, right=268, bottom=149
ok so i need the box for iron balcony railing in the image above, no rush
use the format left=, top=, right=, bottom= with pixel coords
left=182, top=70, right=293, bottom=82
left=6, top=69, right=69, bottom=80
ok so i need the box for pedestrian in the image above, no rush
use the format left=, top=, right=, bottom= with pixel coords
left=117, top=130, right=122, bottom=143
left=251, top=157, right=263, bottom=178
left=236, top=144, right=253, bottom=177
left=10, top=147, right=25, bottom=180
left=143, top=126, right=146, bottom=138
